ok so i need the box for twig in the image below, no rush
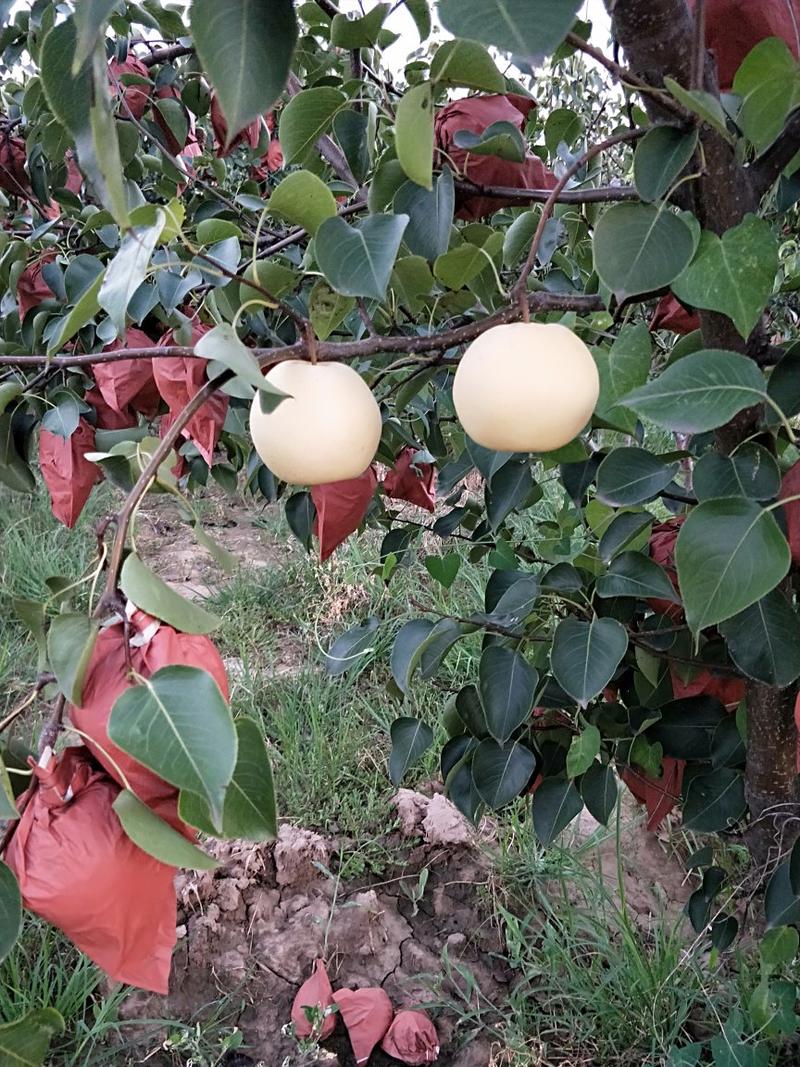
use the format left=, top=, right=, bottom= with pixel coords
left=691, top=0, right=706, bottom=91
left=0, top=675, right=55, bottom=735
left=38, top=694, right=66, bottom=757
left=453, top=179, right=640, bottom=206
left=752, top=109, right=800, bottom=196
left=140, top=43, right=195, bottom=68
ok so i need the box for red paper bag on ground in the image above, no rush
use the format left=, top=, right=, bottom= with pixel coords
left=39, top=418, right=99, bottom=528
left=5, top=747, right=179, bottom=993
left=311, top=467, right=378, bottom=562
left=381, top=1011, right=440, bottom=1065
left=154, top=321, right=229, bottom=466
left=434, top=94, right=557, bottom=220
left=383, top=448, right=436, bottom=512
left=650, top=294, right=701, bottom=335
left=95, top=328, right=161, bottom=419
left=333, top=988, right=394, bottom=1067
left=291, top=959, right=336, bottom=1039
left=108, top=56, right=152, bottom=120
left=780, top=460, right=800, bottom=563
left=70, top=610, right=229, bottom=813
left=17, top=256, right=55, bottom=321
left=210, top=94, right=261, bottom=156
left=689, top=0, right=800, bottom=90
left=621, top=756, right=686, bottom=831
left=0, top=132, right=29, bottom=198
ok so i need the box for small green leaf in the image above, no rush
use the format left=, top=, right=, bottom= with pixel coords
left=532, top=778, right=583, bottom=845
left=121, top=553, right=222, bottom=634
left=279, top=87, right=346, bottom=165
left=389, top=716, right=434, bottom=785
left=733, top=37, right=800, bottom=150
left=429, top=38, right=505, bottom=93
left=0, top=862, right=21, bottom=964
left=595, top=552, right=680, bottom=603
left=0, top=1008, right=65, bottom=1067
left=580, top=762, right=618, bottom=825
left=0, top=383, right=23, bottom=418
left=330, top=3, right=389, bottom=47
left=486, top=457, right=533, bottom=529
left=633, top=126, right=698, bottom=202
left=438, top=0, right=582, bottom=61
left=693, top=444, right=780, bottom=502
left=73, top=0, right=119, bottom=70
left=453, top=121, right=526, bottom=162
left=391, top=619, right=435, bottom=693
left=765, top=858, right=800, bottom=928
left=285, top=491, right=315, bottom=551
left=267, top=171, right=337, bottom=236
left=46, top=271, right=104, bottom=357
left=566, top=724, right=601, bottom=778
left=315, top=213, right=408, bottom=300
left=598, top=511, right=654, bottom=562
left=309, top=278, right=356, bottom=340
left=760, top=926, right=799, bottom=969
left=394, top=168, right=454, bottom=262
left=472, top=739, right=536, bottom=809
left=551, top=617, right=628, bottom=707
left=424, top=553, right=461, bottom=589
left=593, top=204, right=695, bottom=301
left=592, top=322, right=652, bottom=434
left=664, top=78, right=734, bottom=141
left=479, top=646, right=538, bottom=744
left=682, top=768, right=746, bottom=832
left=196, top=324, right=288, bottom=408
left=46, top=613, right=98, bottom=705
left=325, top=617, right=380, bottom=676
left=596, top=447, right=680, bottom=507
left=113, top=790, right=218, bottom=869
left=99, top=211, right=164, bottom=336
left=719, top=590, right=800, bottom=687
left=395, top=82, right=434, bottom=190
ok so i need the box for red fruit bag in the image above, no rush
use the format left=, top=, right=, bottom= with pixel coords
left=17, top=257, right=55, bottom=321
left=689, top=0, right=800, bottom=91
left=383, top=448, right=436, bottom=513
left=0, top=132, right=30, bottom=199
left=648, top=517, right=685, bottom=620
left=108, top=56, right=152, bottom=120
left=620, top=756, right=686, bottom=832
left=70, top=610, right=229, bottom=811
left=669, top=666, right=745, bottom=707
left=780, top=460, right=800, bottom=563
left=5, top=747, right=179, bottom=993
left=650, top=294, right=701, bottom=335
left=95, top=327, right=160, bottom=419
left=84, top=385, right=139, bottom=431
left=381, top=1010, right=440, bottom=1065
left=39, top=418, right=99, bottom=528
left=291, top=959, right=336, bottom=1039
left=154, top=320, right=229, bottom=466
left=210, top=94, right=261, bottom=157
left=153, top=83, right=194, bottom=155
left=311, top=467, right=378, bottom=562
left=333, top=987, right=394, bottom=1067
left=434, top=94, right=557, bottom=220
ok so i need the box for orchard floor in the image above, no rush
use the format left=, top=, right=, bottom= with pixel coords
left=1, top=485, right=798, bottom=1067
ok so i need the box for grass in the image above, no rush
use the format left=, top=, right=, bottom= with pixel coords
left=1, top=483, right=799, bottom=1066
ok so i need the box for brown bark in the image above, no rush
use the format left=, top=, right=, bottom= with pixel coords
left=744, top=682, right=800, bottom=868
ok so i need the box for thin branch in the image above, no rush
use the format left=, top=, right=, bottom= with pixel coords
left=286, top=72, right=357, bottom=188
left=752, top=109, right=800, bottom=197
left=453, top=179, right=640, bottom=205
left=141, top=43, right=195, bottom=68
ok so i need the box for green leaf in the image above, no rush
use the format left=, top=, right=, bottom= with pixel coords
left=593, top=203, right=695, bottom=301
left=598, top=511, right=654, bottom=562
left=315, top=213, right=408, bottom=300
left=595, top=552, right=680, bottom=603
left=430, top=39, right=505, bottom=93
left=765, top=858, right=800, bottom=928
left=0, top=1008, right=65, bottom=1067
left=479, top=646, right=538, bottom=744
left=434, top=241, right=489, bottom=289
left=0, top=412, right=35, bottom=495
left=0, top=755, right=18, bottom=821
left=647, top=697, right=726, bottom=760
left=664, top=78, right=734, bottom=142
left=622, top=349, right=769, bottom=434
left=99, top=211, right=164, bottom=336
left=551, top=617, right=628, bottom=707
left=596, top=447, right=680, bottom=507
left=733, top=37, right=800, bottom=150
left=89, top=47, right=131, bottom=228
left=391, top=619, right=436, bottom=693
left=566, top=724, right=601, bottom=778
left=544, top=108, right=583, bottom=153
left=120, top=553, right=222, bottom=634
left=113, top=790, right=218, bottom=868
left=389, top=716, right=434, bottom=785
left=332, top=108, right=371, bottom=184
left=0, top=862, right=21, bottom=964
left=453, top=121, right=526, bottom=163
left=308, top=278, right=356, bottom=340
left=285, top=491, right=315, bottom=551
left=472, top=739, right=536, bottom=809
left=438, top=0, right=582, bottom=61
left=580, top=762, right=618, bottom=825
left=46, top=270, right=104, bottom=357
left=719, top=590, right=800, bottom=687
left=196, top=220, right=242, bottom=244
left=330, top=3, right=389, bottom=47
left=267, top=171, right=337, bottom=236
left=394, top=168, right=454, bottom=262
left=46, top=614, right=98, bottom=705
left=73, top=0, right=119, bottom=70
left=760, top=926, right=799, bottom=969
left=190, top=0, right=297, bottom=148
left=40, top=19, right=91, bottom=140
left=406, top=0, right=431, bottom=41
left=178, top=718, right=277, bottom=841
left=592, top=323, right=652, bottom=433
left=675, top=498, right=790, bottom=632
left=109, top=664, right=236, bottom=829
left=395, top=82, right=434, bottom=190
left=486, top=457, right=533, bottom=529
left=196, top=324, right=288, bottom=408
left=325, top=617, right=380, bottom=676
left=693, top=444, right=780, bottom=502
left=671, top=216, right=778, bottom=339
left=424, top=553, right=461, bottom=589
left=41, top=396, right=80, bottom=440
left=682, top=768, right=746, bottom=832
left=633, top=126, right=698, bottom=202
left=420, top=618, right=471, bottom=678
left=0, top=384, right=23, bottom=418
left=532, top=778, right=583, bottom=845
left=279, top=87, right=346, bottom=165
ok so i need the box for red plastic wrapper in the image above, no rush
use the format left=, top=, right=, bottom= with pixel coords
left=70, top=609, right=229, bottom=813
left=95, top=327, right=161, bottom=419
left=153, top=83, right=194, bottom=155
left=383, top=447, right=436, bottom=513
left=0, top=132, right=29, bottom=198
left=39, top=418, right=99, bottom=528
left=650, top=294, right=701, bottom=335
left=154, top=321, right=229, bottom=466
left=5, top=747, right=179, bottom=994
left=291, top=959, right=336, bottom=1039
left=669, top=666, right=745, bottom=707
left=620, top=755, right=686, bottom=832
left=108, top=56, right=152, bottom=120
left=311, top=467, right=378, bottom=562
left=381, top=1010, right=440, bottom=1065
left=434, top=94, right=557, bottom=220
left=689, top=0, right=800, bottom=91
left=333, top=987, right=394, bottom=1066
left=210, top=94, right=261, bottom=157
left=648, top=517, right=685, bottom=620
left=780, top=460, right=800, bottom=563
left=17, top=256, right=55, bottom=321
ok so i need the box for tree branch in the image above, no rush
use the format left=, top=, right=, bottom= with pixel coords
left=453, top=179, right=639, bottom=205
left=140, top=43, right=195, bottom=68
left=752, top=109, right=800, bottom=197
left=286, top=72, right=357, bottom=188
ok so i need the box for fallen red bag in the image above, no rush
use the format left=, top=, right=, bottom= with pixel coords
left=108, top=56, right=152, bottom=120
left=383, top=447, right=436, bottom=513
left=333, top=987, right=394, bottom=1067
left=154, top=320, right=229, bottom=466
left=434, top=94, right=557, bottom=220
left=0, top=132, right=29, bottom=198
left=70, top=610, right=230, bottom=811
left=291, top=959, right=336, bottom=1039
left=779, top=460, right=800, bottom=563
left=39, top=418, right=99, bottom=528
left=17, top=256, right=55, bottom=321
left=689, top=0, right=800, bottom=90
left=311, top=467, right=378, bottom=562
left=381, top=1011, right=440, bottom=1065
left=210, top=94, right=261, bottom=157
left=620, top=756, right=685, bottom=831
left=95, top=328, right=160, bottom=418
left=5, top=747, right=179, bottom=993
left=650, top=294, right=701, bottom=335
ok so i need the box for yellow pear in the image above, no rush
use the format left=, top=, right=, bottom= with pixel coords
left=250, top=361, right=382, bottom=484
left=452, top=322, right=599, bottom=452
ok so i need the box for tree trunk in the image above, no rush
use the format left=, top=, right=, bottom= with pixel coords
left=607, top=0, right=800, bottom=867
